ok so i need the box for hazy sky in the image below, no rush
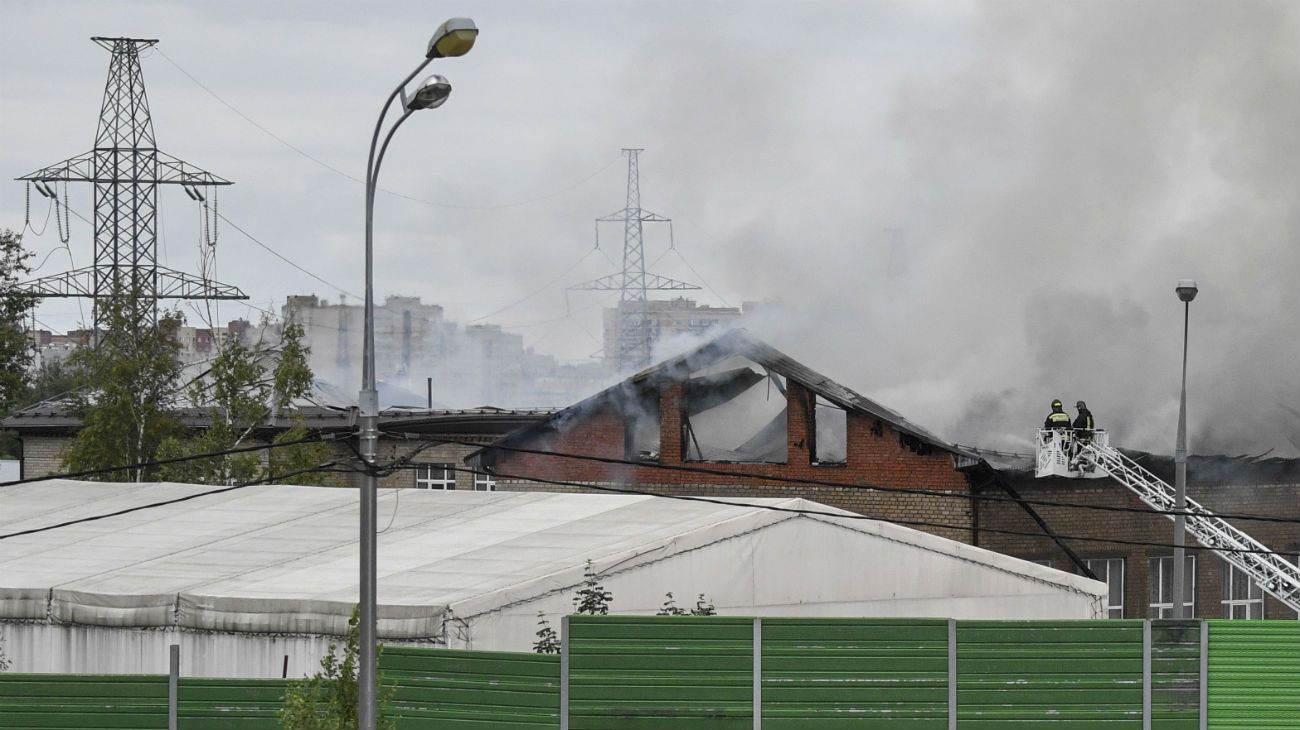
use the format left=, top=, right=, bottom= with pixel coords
left=2, top=1, right=1297, bottom=456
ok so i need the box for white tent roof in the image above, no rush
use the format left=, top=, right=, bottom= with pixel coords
left=0, top=480, right=1103, bottom=638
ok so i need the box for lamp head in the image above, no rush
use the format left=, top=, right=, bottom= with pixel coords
left=407, top=75, right=451, bottom=110
left=1175, top=279, right=1198, bottom=303
left=427, top=18, right=478, bottom=58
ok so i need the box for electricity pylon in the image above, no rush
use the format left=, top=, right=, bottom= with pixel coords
left=14, top=37, right=246, bottom=336
left=570, top=149, right=697, bottom=371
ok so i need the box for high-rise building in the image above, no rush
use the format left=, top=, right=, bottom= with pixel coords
left=602, top=298, right=742, bottom=372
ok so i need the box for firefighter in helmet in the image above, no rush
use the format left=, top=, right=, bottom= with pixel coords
left=1044, top=399, right=1072, bottom=430
left=1073, top=400, right=1095, bottom=434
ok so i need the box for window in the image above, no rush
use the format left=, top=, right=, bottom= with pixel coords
left=473, top=470, right=496, bottom=492
left=415, top=464, right=456, bottom=490
left=813, top=396, right=847, bottom=465
left=1149, top=555, right=1196, bottom=618
left=1084, top=558, right=1125, bottom=618
left=1221, top=564, right=1264, bottom=619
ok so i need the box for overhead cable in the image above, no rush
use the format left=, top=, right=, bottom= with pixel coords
left=155, top=47, right=620, bottom=211
left=387, top=433, right=1300, bottom=526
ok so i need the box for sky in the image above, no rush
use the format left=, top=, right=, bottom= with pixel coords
left=2, top=0, right=1297, bottom=456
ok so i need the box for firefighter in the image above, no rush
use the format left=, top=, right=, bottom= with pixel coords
left=1043, top=399, right=1072, bottom=430
left=1073, top=400, right=1095, bottom=435
left=1071, top=400, right=1097, bottom=470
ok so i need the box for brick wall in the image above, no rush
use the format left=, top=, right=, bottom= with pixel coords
left=977, top=477, right=1300, bottom=619
left=487, top=381, right=974, bottom=542
left=16, top=435, right=67, bottom=480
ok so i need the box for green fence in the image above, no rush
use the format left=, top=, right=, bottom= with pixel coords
left=1208, top=621, right=1300, bottom=729
left=761, top=618, right=949, bottom=729
left=177, top=678, right=288, bottom=730
left=568, top=615, right=753, bottom=730
left=0, top=674, right=167, bottom=730
left=2, top=618, right=1298, bottom=729
left=958, top=620, right=1144, bottom=727
left=382, top=646, right=559, bottom=729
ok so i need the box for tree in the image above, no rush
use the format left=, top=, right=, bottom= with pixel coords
left=156, top=322, right=328, bottom=485
left=691, top=594, right=717, bottom=616
left=279, top=607, right=394, bottom=730
left=572, top=560, right=613, bottom=616
left=533, top=612, right=560, bottom=654
left=60, top=300, right=185, bottom=481
left=1, top=229, right=36, bottom=459
left=656, top=592, right=689, bottom=616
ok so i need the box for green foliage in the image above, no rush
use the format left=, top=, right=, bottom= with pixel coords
left=61, top=302, right=185, bottom=481
left=279, top=607, right=395, bottom=730
left=533, top=611, right=560, bottom=654
left=572, top=559, right=613, bottom=616
left=1, top=229, right=36, bottom=459
left=656, top=591, right=716, bottom=616
left=155, top=322, right=327, bottom=486
left=656, top=592, right=689, bottom=616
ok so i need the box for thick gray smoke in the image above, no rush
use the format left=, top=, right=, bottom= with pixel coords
left=626, top=1, right=1300, bottom=457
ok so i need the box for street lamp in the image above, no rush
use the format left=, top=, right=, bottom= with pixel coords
left=358, top=18, right=477, bottom=730
left=1171, top=278, right=1197, bottom=619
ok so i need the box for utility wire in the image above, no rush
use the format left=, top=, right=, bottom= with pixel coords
left=393, top=463, right=1293, bottom=557
left=0, top=461, right=340, bottom=541
left=0, top=434, right=332, bottom=488
left=155, top=48, right=620, bottom=211
left=386, top=433, right=1300, bottom=526
left=213, top=211, right=359, bottom=299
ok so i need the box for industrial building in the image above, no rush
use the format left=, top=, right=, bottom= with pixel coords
left=0, top=481, right=1105, bottom=676
left=471, top=328, right=990, bottom=544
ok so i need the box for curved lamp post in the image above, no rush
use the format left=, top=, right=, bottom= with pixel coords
left=1171, top=279, right=1197, bottom=619
left=359, top=18, right=477, bottom=729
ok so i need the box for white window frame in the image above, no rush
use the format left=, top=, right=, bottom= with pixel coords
left=414, top=463, right=456, bottom=490
left=473, top=470, right=496, bottom=492
left=1221, top=563, right=1265, bottom=619
left=1149, top=555, right=1196, bottom=618
left=1085, top=558, right=1125, bottom=619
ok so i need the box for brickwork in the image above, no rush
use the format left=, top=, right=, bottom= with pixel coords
left=486, top=381, right=974, bottom=541
left=977, top=477, right=1300, bottom=619
left=15, top=435, right=67, bottom=480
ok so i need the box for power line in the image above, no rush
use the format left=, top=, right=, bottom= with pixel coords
left=154, top=47, right=621, bottom=211
left=387, top=433, right=1300, bottom=526
left=0, top=434, right=333, bottom=488
left=377, top=463, right=1291, bottom=557
left=465, top=248, right=600, bottom=324
left=0, top=461, right=341, bottom=541
left=213, top=211, right=359, bottom=299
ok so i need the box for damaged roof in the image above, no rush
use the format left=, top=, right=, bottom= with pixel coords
left=478, top=329, right=978, bottom=461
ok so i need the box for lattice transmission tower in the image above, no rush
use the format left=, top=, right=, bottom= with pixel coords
left=14, top=37, right=246, bottom=335
left=570, top=149, right=697, bottom=371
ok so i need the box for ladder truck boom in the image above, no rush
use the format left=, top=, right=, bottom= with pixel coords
left=1036, top=429, right=1300, bottom=613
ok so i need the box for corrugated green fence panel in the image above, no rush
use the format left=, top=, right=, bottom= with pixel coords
left=0, top=674, right=168, bottom=730
left=957, top=620, right=1145, bottom=728
left=568, top=615, right=753, bottom=730
left=1207, top=620, right=1300, bottom=730
left=380, top=646, right=560, bottom=730
left=177, top=677, right=288, bottom=730
left=761, top=617, right=949, bottom=730
left=1152, top=620, right=1200, bottom=730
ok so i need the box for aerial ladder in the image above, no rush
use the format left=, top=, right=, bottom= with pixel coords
left=1037, top=429, right=1300, bottom=613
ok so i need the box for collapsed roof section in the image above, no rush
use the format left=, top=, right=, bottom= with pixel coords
left=477, top=329, right=979, bottom=465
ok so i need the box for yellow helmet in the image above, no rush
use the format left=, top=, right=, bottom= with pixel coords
left=1051, top=399, right=1063, bottom=409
